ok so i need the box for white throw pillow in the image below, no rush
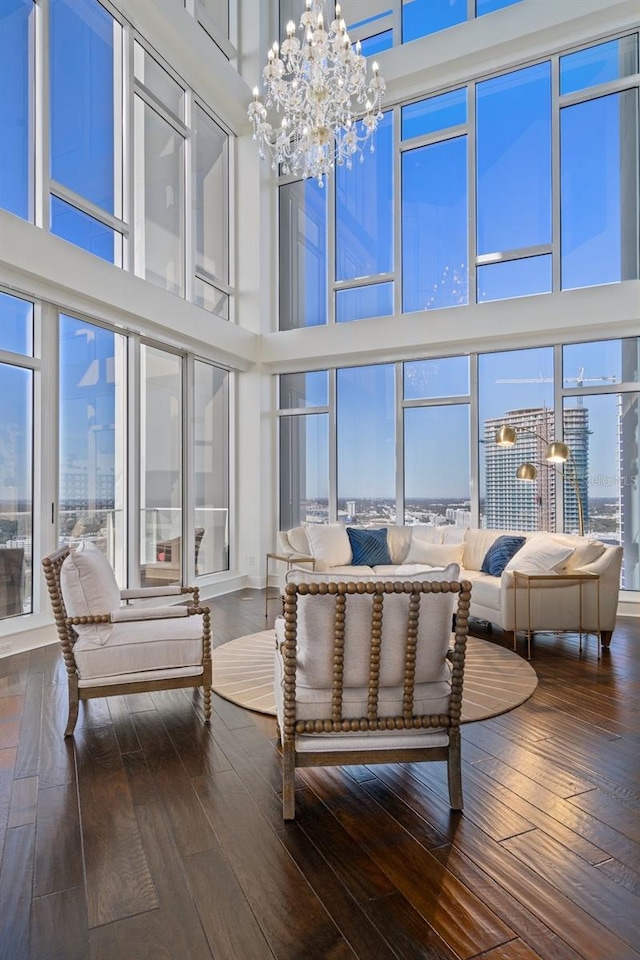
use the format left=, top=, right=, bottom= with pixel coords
left=405, top=539, right=464, bottom=567
left=287, top=526, right=311, bottom=557
left=304, top=523, right=352, bottom=567
left=547, top=536, right=606, bottom=572
left=60, top=540, right=121, bottom=617
left=503, top=535, right=574, bottom=575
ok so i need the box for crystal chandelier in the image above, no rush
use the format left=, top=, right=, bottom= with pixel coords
left=248, top=0, right=386, bottom=184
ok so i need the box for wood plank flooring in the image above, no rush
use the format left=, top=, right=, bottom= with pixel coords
left=0, top=591, right=638, bottom=960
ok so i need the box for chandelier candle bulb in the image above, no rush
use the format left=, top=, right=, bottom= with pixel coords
left=248, top=0, right=386, bottom=183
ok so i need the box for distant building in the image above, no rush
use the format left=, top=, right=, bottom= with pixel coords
left=483, top=407, right=589, bottom=533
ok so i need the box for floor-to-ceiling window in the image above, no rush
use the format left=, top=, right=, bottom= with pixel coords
left=279, top=0, right=523, bottom=52
left=278, top=30, right=640, bottom=329
left=1, top=0, right=232, bottom=316
left=279, top=372, right=329, bottom=528
left=278, top=335, right=640, bottom=591
left=140, top=345, right=183, bottom=586
left=0, top=292, right=34, bottom=619
left=404, top=357, right=471, bottom=525
left=58, top=316, right=127, bottom=583
left=194, top=360, right=230, bottom=574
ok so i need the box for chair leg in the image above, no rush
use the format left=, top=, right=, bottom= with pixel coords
left=447, top=728, right=463, bottom=811
left=203, top=684, right=212, bottom=722
left=282, top=741, right=296, bottom=820
left=65, top=678, right=80, bottom=737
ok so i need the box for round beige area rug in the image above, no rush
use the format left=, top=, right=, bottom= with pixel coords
left=211, top=631, right=537, bottom=723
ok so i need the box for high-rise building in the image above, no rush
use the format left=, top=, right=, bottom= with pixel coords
left=483, top=407, right=589, bottom=533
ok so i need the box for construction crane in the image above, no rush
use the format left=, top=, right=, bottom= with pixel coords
left=496, top=367, right=617, bottom=387
left=495, top=369, right=617, bottom=406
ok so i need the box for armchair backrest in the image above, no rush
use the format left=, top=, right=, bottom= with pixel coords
left=280, top=579, right=471, bottom=738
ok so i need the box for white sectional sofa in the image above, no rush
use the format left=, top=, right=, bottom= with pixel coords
left=275, top=524, right=623, bottom=648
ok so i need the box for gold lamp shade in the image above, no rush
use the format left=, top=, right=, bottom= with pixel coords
left=546, top=441, right=570, bottom=463
left=516, top=462, right=538, bottom=481
left=496, top=424, right=517, bottom=447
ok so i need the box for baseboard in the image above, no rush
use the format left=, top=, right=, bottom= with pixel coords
left=618, top=594, right=640, bottom=618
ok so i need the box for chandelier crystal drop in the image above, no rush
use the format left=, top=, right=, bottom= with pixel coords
left=248, top=0, right=386, bottom=184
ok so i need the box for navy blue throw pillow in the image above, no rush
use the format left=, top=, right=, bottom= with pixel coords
left=481, top=535, right=526, bottom=576
left=346, top=527, right=392, bottom=566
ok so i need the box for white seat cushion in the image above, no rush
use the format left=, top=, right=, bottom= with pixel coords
left=72, top=615, right=204, bottom=680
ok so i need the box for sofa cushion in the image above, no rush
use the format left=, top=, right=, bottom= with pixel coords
left=463, top=529, right=519, bottom=571
left=73, top=615, right=204, bottom=679
left=304, top=523, right=352, bottom=566
left=463, top=573, right=500, bottom=611
left=287, top=526, right=311, bottom=556
left=405, top=539, right=464, bottom=567
left=546, top=535, right=606, bottom=573
left=503, top=534, right=574, bottom=575
left=347, top=527, right=392, bottom=566
left=481, top=535, right=526, bottom=576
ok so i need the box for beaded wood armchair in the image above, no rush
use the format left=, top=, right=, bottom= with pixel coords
left=275, top=577, right=471, bottom=820
left=43, top=541, right=212, bottom=736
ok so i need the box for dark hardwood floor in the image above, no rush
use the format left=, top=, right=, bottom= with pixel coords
left=0, top=591, right=639, bottom=960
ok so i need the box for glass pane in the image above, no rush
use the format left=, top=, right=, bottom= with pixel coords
left=476, top=0, right=521, bottom=14
left=563, top=338, right=640, bottom=387
left=0, top=363, right=32, bottom=618
left=563, top=394, right=640, bottom=581
left=403, top=0, right=466, bottom=43
left=0, top=291, right=33, bottom=356
left=194, top=278, right=229, bottom=320
left=479, top=347, right=554, bottom=531
left=477, top=63, right=552, bottom=254
left=140, top=346, right=182, bottom=587
left=194, top=361, right=229, bottom=574
left=347, top=5, right=392, bottom=32
left=194, top=106, right=228, bottom=284
left=196, top=0, right=229, bottom=39
left=135, top=97, right=185, bottom=297
left=279, top=414, right=329, bottom=529
left=404, top=356, right=469, bottom=399
left=404, top=405, right=470, bottom=527
left=51, top=196, right=117, bottom=263
left=279, top=179, right=327, bottom=329
left=560, top=36, right=638, bottom=96
left=401, top=89, right=467, bottom=141
left=337, top=364, right=395, bottom=525
left=336, top=282, right=393, bottom=323
left=0, top=0, right=33, bottom=220
left=59, top=316, right=126, bottom=583
left=50, top=0, right=117, bottom=214
left=402, top=136, right=467, bottom=312
left=360, top=31, right=393, bottom=55
left=280, top=372, right=328, bottom=409
left=561, top=91, right=638, bottom=290
left=477, top=254, right=552, bottom=302
left=134, top=42, right=184, bottom=120
left=336, top=110, right=393, bottom=281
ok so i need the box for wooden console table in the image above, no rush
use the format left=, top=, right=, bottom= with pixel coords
left=264, top=553, right=315, bottom=617
left=512, top=570, right=601, bottom=661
